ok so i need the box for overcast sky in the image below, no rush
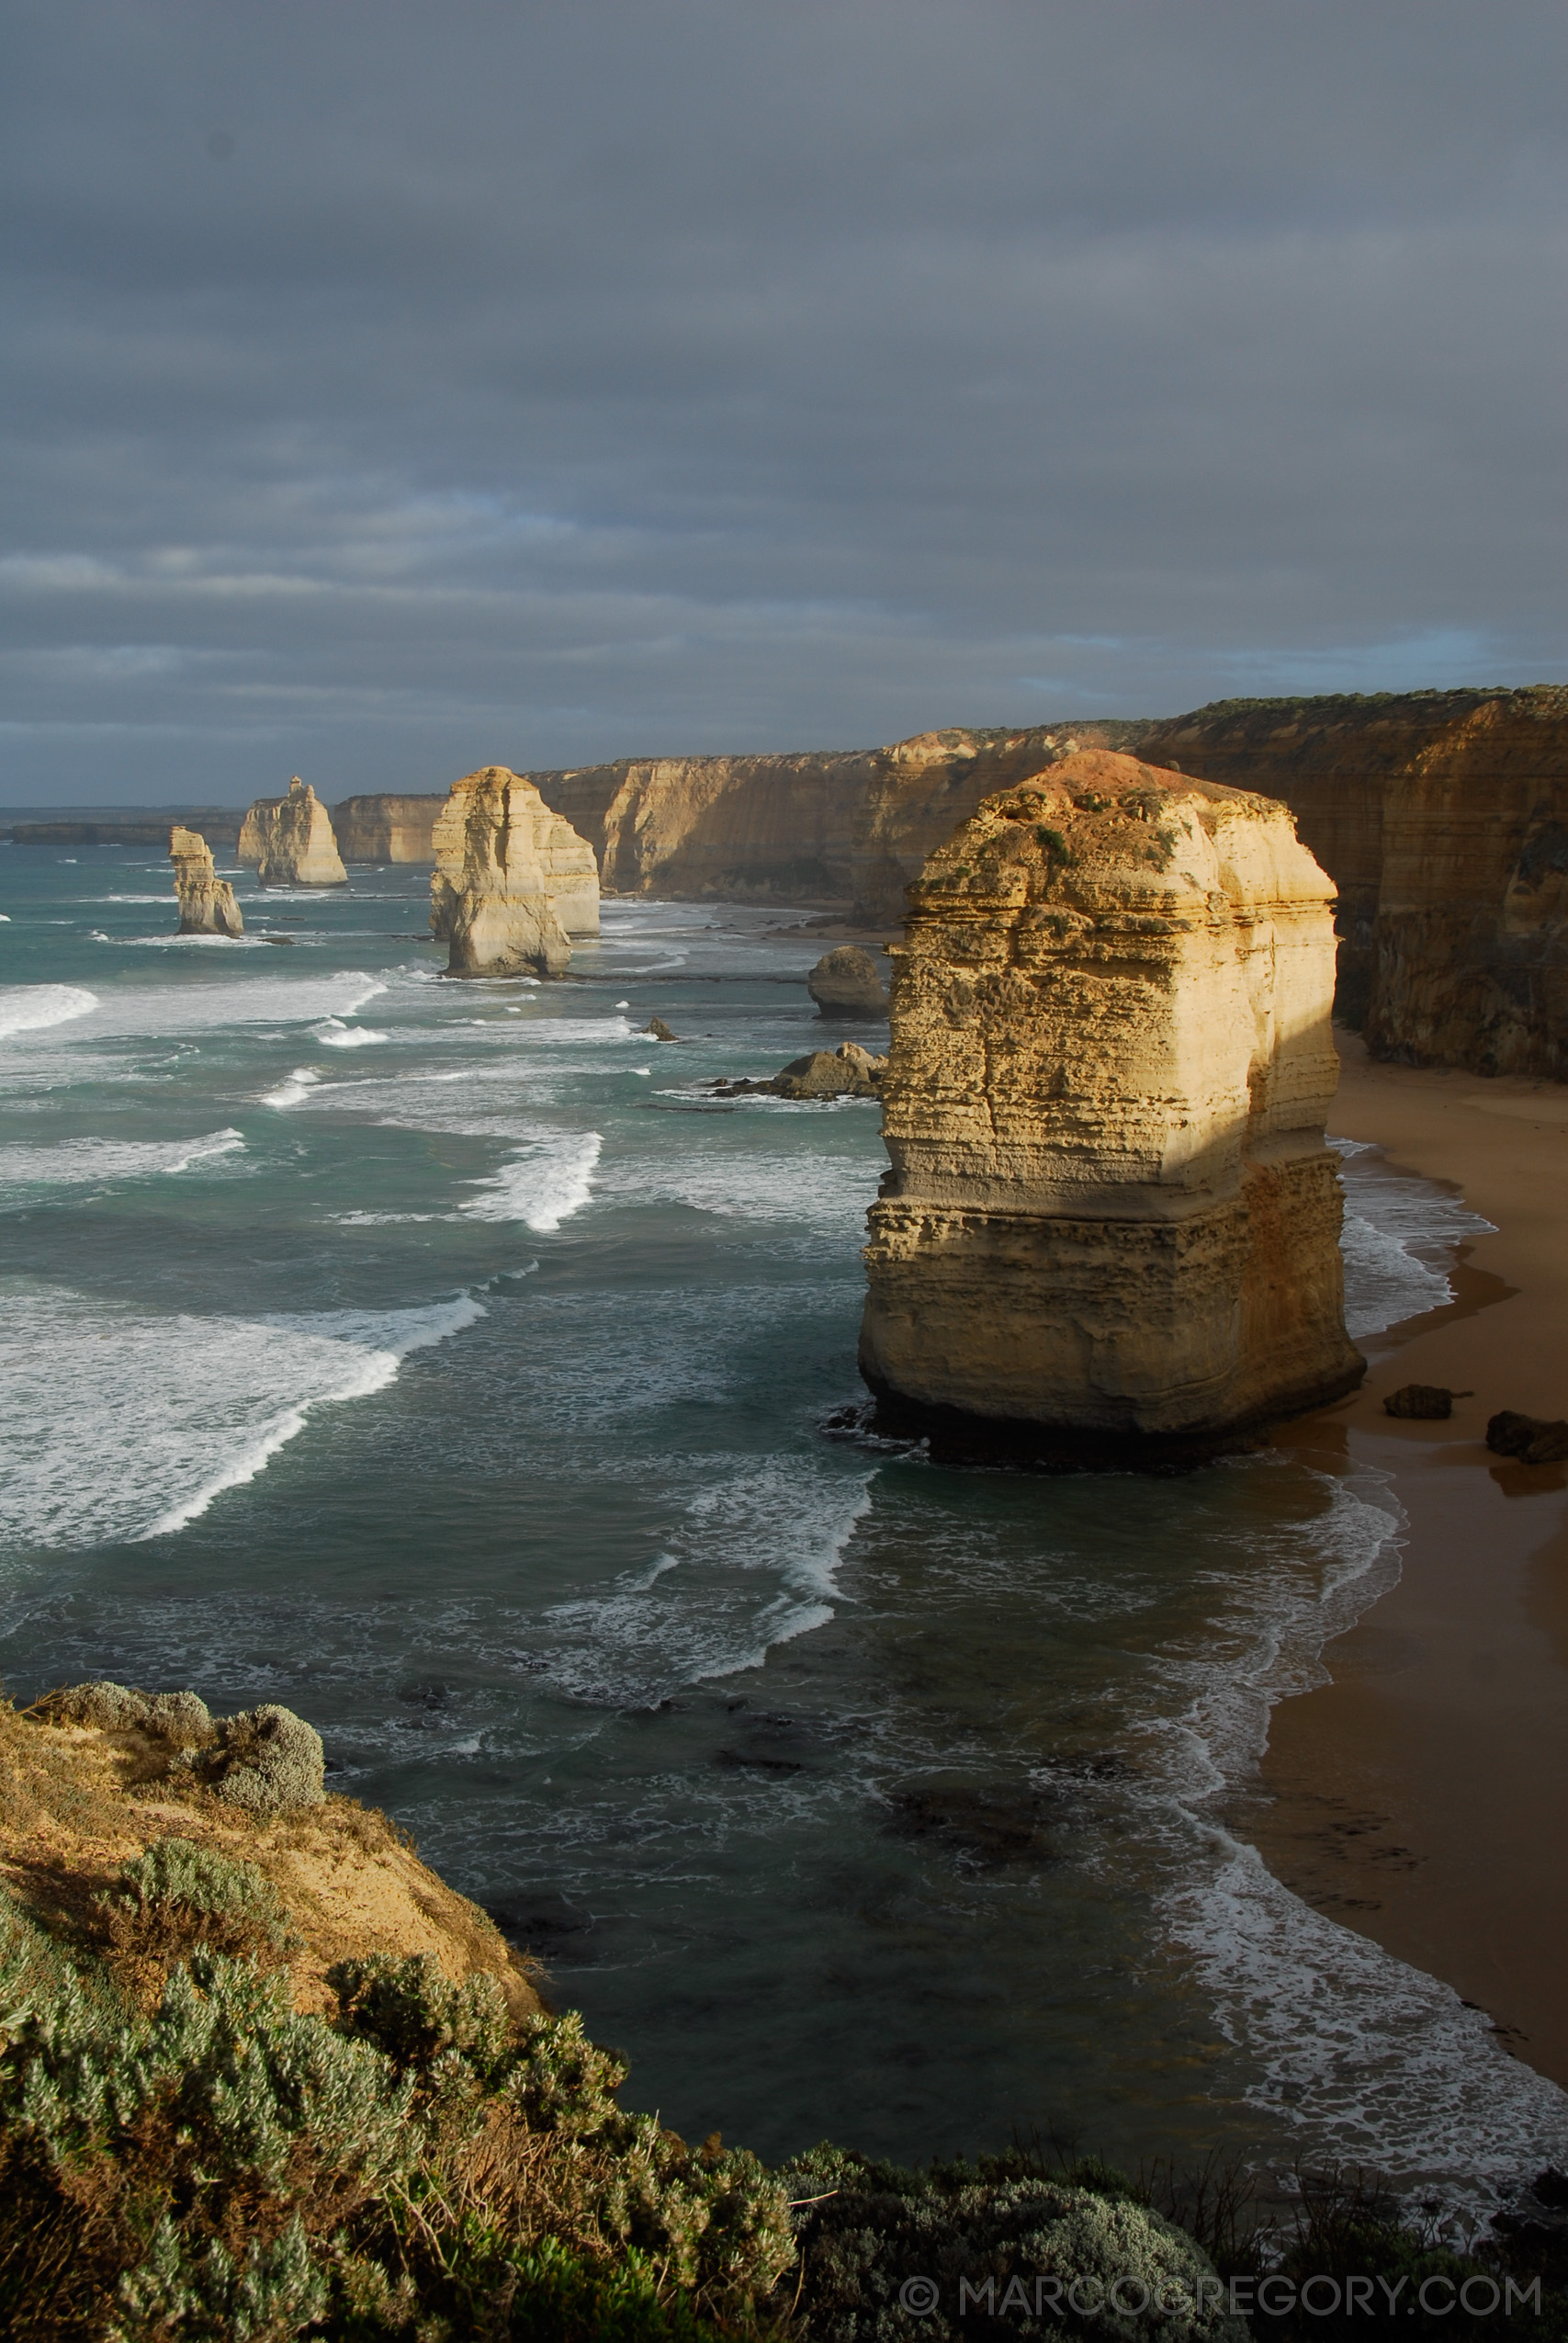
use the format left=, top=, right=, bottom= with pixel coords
left=3, top=0, right=1564, bottom=806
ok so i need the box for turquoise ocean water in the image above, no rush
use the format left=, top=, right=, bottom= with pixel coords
left=1, top=843, right=1562, bottom=2199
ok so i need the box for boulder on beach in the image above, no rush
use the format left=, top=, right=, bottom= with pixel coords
left=1486, top=1410, right=1568, bottom=1464
left=1382, top=1384, right=1472, bottom=1420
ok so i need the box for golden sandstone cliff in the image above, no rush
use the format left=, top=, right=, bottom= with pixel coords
left=1142, top=687, right=1568, bottom=1080
left=429, top=765, right=600, bottom=978
left=168, top=826, right=243, bottom=936
left=332, top=793, right=444, bottom=863
left=237, top=776, right=348, bottom=887
left=859, top=750, right=1363, bottom=1463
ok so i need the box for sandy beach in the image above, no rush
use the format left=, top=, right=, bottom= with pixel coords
left=1246, top=1034, right=1568, bottom=2090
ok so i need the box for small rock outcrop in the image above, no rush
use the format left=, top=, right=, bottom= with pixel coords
left=711, top=1042, right=886, bottom=1101
left=1486, top=1410, right=1568, bottom=1464
left=1383, top=1384, right=1472, bottom=1420
left=429, top=766, right=599, bottom=978
left=240, top=777, right=348, bottom=887
left=807, top=945, right=888, bottom=1018
left=643, top=1017, right=682, bottom=1042
left=169, top=826, right=243, bottom=935
left=859, top=751, right=1365, bottom=1464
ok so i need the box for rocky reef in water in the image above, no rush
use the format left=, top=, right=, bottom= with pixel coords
left=238, top=777, right=348, bottom=887
left=430, top=765, right=599, bottom=978
left=331, top=792, right=446, bottom=864
left=859, top=750, right=1363, bottom=1466
left=1141, top=687, right=1568, bottom=1080
left=169, top=826, right=243, bottom=935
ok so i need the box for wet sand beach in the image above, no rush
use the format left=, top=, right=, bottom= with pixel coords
left=1253, top=1034, right=1568, bottom=2089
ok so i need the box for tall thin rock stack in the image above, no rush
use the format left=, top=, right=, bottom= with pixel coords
left=430, top=766, right=600, bottom=977
left=859, top=749, right=1364, bottom=1465
left=241, top=777, right=348, bottom=886
left=169, top=827, right=243, bottom=935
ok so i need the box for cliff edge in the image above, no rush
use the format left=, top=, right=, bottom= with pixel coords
left=169, top=827, right=243, bottom=936
left=239, top=777, right=348, bottom=888
left=332, top=793, right=446, bottom=864
left=860, top=750, right=1363, bottom=1464
left=430, top=766, right=599, bottom=977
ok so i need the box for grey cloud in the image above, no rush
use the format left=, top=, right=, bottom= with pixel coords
left=1, top=0, right=1563, bottom=802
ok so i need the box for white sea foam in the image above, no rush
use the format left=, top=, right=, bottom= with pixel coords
left=0, top=985, right=99, bottom=1040
left=261, top=1068, right=323, bottom=1109
left=0, top=1285, right=485, bottom=1550
left=536, top=1456, right=875, bottom=1704
left=459, top=1132, right=603, bottom=1231
left=602, top=1149, right=878, bottom=1234
left=1334, top=1138, right=1495, bottom=1339
left=0, top=1129, right=245, bottom=1190
left=313, top=1017, right=390, bottom=1047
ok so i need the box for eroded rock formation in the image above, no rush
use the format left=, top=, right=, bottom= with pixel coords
left=859, top=750, right=1363, bottom=1462
left=527, top=724, right=1151, bottom=921
left=429, top=766, right=599, bottom=977
left=807, top=945, right=888, bottom=1018
left=240, top=778, right=348, bottom=887
left=711, top=1043, right=886, bottom=1101
left=332, top=793, right=446, bottom=863
left=1141, top=688, right=1568, bottom=1079
left=169, top=826, right=243, bottom=935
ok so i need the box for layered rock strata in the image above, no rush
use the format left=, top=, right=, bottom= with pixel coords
left=528, top=723, right=1152, bottom=922
left=859, top=750, right=1363, bottom=1464
left=807, top=945, right=888, bottom=1018
left=429, top=766, right=599, bottom=977
left=169, top=826, right=243, bottom=935
left=1142, top=688, right=1568, bottom=1078
left=332, top=793, right=446, bottom=863
left=239, top=777, right=348, bottom=886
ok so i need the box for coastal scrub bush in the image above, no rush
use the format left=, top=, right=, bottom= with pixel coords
left=778, top=2144, right=1247, bottom=2343
left=96, top=1836, right=299, bottom=1988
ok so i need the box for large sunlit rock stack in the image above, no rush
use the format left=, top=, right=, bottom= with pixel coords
left=238, top=776, right=348, bottom=887
left=429, top=765, right=600, bottom=977
left=858, top=749, right=1364, bottom=1464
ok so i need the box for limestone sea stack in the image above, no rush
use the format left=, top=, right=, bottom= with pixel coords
left=429, top=765, right=600, bottom=978
left=859, top=750, right=1364, bottom=1465
left=241, top=777, right=348, bottom=887
left=807, top=945, right=888, bottom=1018
left=169, top=826, right=243, bottom=935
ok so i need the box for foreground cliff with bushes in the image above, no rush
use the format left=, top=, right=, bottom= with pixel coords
left=5, top=1687, right=1564, bottom=2342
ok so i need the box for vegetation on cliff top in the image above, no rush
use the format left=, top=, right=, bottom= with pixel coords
left=4, top=1691, right=1567, bottom=2342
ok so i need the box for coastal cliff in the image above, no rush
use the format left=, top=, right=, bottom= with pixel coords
left=859, top=750, right=1363, bottom=1462
left=1142, top=687, right=1568, bottom=1078
left=168, top=827, right=243, bottom=936
left=430, top=765, right=599, bottom=977
left=331, top=793, right=445, bottom=864
left=527, top=723, right=1152, bottom=920
left=238, top=777, right=348, bottom=887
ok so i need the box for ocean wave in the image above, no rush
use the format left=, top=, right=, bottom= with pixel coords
left=0, top=1129, right=245, bottom=1191
left=458, top=1132, right=603, bottom=1231
left=313, top=1017, right=390, bottom=1047
left=1334, top=1138, right=1495, bottom=1339
left=534, top=1456, right=875, bottom=1704
left=0, top=1286, right=485, bottom=1551
left=261, top=1068, right=323, bottom=1109
left=0, top=985, right=99, bottom=1040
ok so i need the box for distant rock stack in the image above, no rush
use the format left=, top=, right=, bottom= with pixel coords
left=429, top=766, right=600, bottom=978
left=169, top=827, right=243, bottom=935
left=331, top=793, right=446, bottom=864
left=241, top=778, right=348, bottom=887
left=807, top=945, right=888, bottom=1018
left=858, top=749, right=1364, bottom=1466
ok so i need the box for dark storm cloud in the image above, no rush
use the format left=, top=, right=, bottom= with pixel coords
left=1, top=0, right=1563, bottom=802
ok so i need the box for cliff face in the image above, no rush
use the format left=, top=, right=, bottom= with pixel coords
left=1142, top=687, right=1568, bottom=1078
left=430, top=766, right=599, bottom=977
left=240, top=777, right=348, bottom=887
left=859, top=750, right=1362, bottom=1461
left=332, top=793, right=445, bottom=863
left=526, top=723, right=1153, bottom=921
left=168, top=827, right=243, bottom=935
